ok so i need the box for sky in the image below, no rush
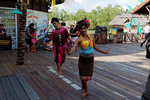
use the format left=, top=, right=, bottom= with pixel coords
left=55, top=0, right=142, bottom=13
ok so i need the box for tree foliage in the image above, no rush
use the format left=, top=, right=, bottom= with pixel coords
left=49, top=4, right=124, bottom=30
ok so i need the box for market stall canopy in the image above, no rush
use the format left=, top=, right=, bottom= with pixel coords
left=131, top=0, right=150, bottom=14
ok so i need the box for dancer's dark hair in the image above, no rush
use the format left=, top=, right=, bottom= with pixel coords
left=51, top=17, right=59, bottom=23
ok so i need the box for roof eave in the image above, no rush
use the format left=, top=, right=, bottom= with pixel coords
left=131, top=0, right=150, bottom=14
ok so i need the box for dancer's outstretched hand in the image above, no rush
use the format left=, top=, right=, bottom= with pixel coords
left=104, top=49, right=110, bottom=54
left=65, top=47, right=71, bottom=55
left=43, top=42, right=47, bottom=47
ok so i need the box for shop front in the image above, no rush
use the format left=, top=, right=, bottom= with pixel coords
left=0, top=7, right=49, bottom=49
left=0, top=7, right=17, bottom=49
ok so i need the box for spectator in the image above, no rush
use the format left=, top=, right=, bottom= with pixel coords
left=0, top=24, right=6, bottom=36
left=25, top=23, right=35, bottom=52
left=70, top=25, right=79, bottom=42
left=141, top=7, right=150, bottom=47
left=61, top=22, right=66, bottom=28
left=43, top=34, right=53, bottom=50
left=31, top=29, right=36, bottom=52
left=61, top=22, right=74, bottom=48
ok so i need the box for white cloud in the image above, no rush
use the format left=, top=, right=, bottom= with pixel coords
left=74, top=0, right=87, bottom=4
left=56, top=0, right=141, bottom=13
left=117, top=0, right=140, bottom=9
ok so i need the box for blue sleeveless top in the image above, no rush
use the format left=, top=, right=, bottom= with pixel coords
left=80, top=40, right=93, bottom=54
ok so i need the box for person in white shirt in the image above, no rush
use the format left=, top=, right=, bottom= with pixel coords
left=140, top=22, right=150, bottom=47
left=141, top=6, right=150, bottom=47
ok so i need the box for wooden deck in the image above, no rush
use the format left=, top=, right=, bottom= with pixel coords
left=0, top=43, right=149, bottom=100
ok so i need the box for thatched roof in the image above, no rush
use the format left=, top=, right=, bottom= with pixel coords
left=131, top=0, right=150, bottom=14
left=109, top=13, right=148, bottom=26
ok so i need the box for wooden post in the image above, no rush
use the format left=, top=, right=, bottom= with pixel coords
left=124, top=32, right=127, bottom=43
left=113, top=34, right=117, bottom=44
left=142, top=32, right=144, bottom=39
left=99, top=34, right=102, bottom=44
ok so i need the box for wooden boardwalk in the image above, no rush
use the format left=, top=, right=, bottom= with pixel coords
left=0, top=43, right=149, bottom=100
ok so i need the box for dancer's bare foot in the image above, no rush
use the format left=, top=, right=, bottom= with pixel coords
left=81, top=87, right=85, bottom=91
left=81, top=92, right=88, bottom=97
left=81, top=88, right=85, bottom=94
left=27, top=50, right=30, bottom=52
left=57, top=72, right=62, bottom=77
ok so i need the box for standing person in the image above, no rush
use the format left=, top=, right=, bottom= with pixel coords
left=140, top=7, right=150, bottom=47
left=0, top=24, right=6, bottom=36
left=31, top=29, right=36, bottom=52
left=61, top=22, right=74, bottom=48
left=66, top=19, right=110, bottom=97
left=140, top=22, right=150, bottom=47
left=47, top=18, right=70, bottom=76
left=61, top=22, right=66, bottom=28
left=141, top=6, right=150, bottom=100
left=70, top=25, right=79, bottom=42
left=25, top=23, right=35, bottom=52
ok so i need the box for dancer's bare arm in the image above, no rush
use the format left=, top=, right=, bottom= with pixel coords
left=92, top=35, right=110, bottom=54
left=67, top=38, right=80, bottom=55
left=47, top=40, right=53, bottom=47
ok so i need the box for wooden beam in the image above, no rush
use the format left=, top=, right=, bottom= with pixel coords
left=27, top=0, right=29, bottom=5
left=131, top=0, right=150, bottom=14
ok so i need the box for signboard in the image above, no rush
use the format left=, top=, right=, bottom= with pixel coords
left=112, top=29, right=117, bottom=35
left=26, top=9, right=48, bottom=40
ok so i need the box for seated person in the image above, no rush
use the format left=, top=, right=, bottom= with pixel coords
left=43, top=34, right=53, bottom=50
left=0, top=24, right=6, bottom=36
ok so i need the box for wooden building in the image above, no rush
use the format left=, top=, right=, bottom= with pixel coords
left=0, top=0, right=48, bottom=12
left=0, top=0, right=65, bottom=49
left=109, top=13, right=148, bottom=33
left=0, top=0, right=65, bottom=65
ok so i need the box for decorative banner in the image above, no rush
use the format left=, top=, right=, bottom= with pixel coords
left=137, top=22, right=142, bottom=35
left=26, top=9, right=48, bottom=40
left=138, top=0, right=143, bottom=3
left=131, top=18, right=136, bottom=27
left=124, top=22, right=131, bottom=30
left=127, top=5, right=133, bottom=12
left=146, top=19, right=149, bottom=22
left=124, top=18, right=136, bottom=30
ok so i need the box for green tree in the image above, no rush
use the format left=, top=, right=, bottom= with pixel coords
left=53, top=4, right=124, bottom=30
left=75, top=9, right=87, bottom=21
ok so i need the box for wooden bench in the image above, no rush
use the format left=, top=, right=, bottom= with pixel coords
left=0, top=36, right=12, bottom=50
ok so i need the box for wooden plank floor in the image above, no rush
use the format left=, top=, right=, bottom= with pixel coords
left=0, top=42, right=149, bottom=100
